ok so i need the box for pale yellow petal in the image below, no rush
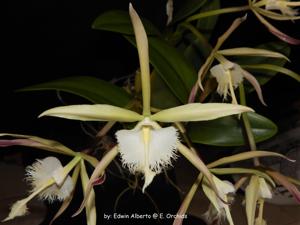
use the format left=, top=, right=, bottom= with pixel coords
left=150, top=103, right=253, bottom=122
left=129, top=4, right=151, bottom=116
left=39, top=104, right=143, bottom=122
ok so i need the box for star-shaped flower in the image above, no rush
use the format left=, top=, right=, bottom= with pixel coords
left=39, top=4, right=253, bottom=195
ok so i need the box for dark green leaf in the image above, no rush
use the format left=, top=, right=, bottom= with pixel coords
left=151, top=72, right=180, bottom=109
left=18, top=76, right=132, bottom=106
left=92, top=10, right=197, bottom=103
left=188, top=112, right=278, bottom=146
left=177, top=0, right=219, bottom=69
left=172, top=0, right=208, bottom=23
left=92, top=10, right=161, bottom=36
left=125, top=36, right=197, bottom=103
left=195, top=0, right=220, bottom=39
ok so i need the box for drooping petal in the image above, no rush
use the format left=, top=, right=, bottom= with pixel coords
left=241, top=68, right=267, bottom=106
left=253, top=9, right=300, bottom=45
left=267, top=170, right=300, bottom=203
left=0, top=133, right=76, bottom=156
left=80, top=160, right=97, bottom=225
left=39, top=104, right=143, bottom=122
left=72, top=146, right=118, bottom=217
left=150, top=103, right=253, bottom=122
left=208, top=150, right=295, bottom=168
left=188, top=84, right=199, bottom=103
left=218, top=47, right=289, bottom=61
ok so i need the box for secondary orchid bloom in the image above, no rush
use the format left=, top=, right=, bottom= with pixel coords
left=245, top=176, right=273, bottom=225
left=3, top=156, right=80, bottom=222
left=202, top=175, right=235, bottom=225
left=250, top=0, right=300, bottom=44
left=0, top=134, right=98, bottom=225
left=39, top=4, right=253, bottom=194
left=210, top=58, right=266, bottom=105
left=265, top=0, right=300, bottom=16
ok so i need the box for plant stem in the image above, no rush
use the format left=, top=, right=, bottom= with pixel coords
left=239, top=84, right=260, bottom=166
left=180, top=22, right=212, bottom=54
left=186, top=5, right=250, bottom=22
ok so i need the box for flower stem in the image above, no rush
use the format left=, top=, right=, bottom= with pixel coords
left=179, top=22, right=212, bottom=55
left=186, top=5, right=250, bottom=22
left=239, top=84, right=260, bottom=166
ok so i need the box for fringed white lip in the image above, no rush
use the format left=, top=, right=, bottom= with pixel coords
left=210, top=62, right=244, bottom=100
left=116, top=118, right=179, bottom=192
left=210, top=62, right=266, bottom=105
left=26, top=157, right=74, bottom=202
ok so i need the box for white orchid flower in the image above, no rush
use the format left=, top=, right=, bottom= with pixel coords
left=25, top=157, right=74, bottom=202
left=245, top=176, right=273, bottom=225
left=3, top=156, right=80, bottom=222
left=202, top=175, right=236, bottom=225
left=39, top=4, right=253, bottom=194
left=116, top=117, right=178, bottom=191
left=210, top=58, right=266, bottom=106
left=265, top=0, right=300, bottom=16
left=250, top=0, right=300, bottom=44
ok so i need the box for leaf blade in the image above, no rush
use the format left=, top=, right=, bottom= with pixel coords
left=18, top=76, right=132, bottom=107
left=188, top=112, right=278, bottom=146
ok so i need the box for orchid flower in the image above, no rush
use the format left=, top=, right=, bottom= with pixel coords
left=250, top=0, right=300, bottom=44
left=209, top=46, right=290, bottom=105
left=245, top=176, right=273, bottom=225
left=265, top=0, right=300, bottom=16
left=2, top=156, right=80, bottom=222
left=0, top=134, right=99, bottom=225
left=38, top=4, right=253, bottom=195
left=210, top=57, right=265, bottom=105
left=202, top=175, right=235, bottom=225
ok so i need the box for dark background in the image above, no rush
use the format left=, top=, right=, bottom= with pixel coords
left=1, top=0, right=300, bottom=224
left=1, top=0, right=300, bottom=139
